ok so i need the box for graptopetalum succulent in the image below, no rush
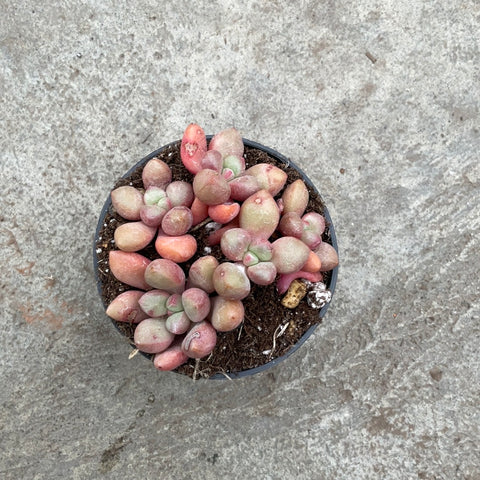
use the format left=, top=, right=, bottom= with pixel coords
left=105, top=124, right=339, bottom=372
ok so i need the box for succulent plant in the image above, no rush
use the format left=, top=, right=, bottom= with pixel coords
left=104, top=123, right=338, bottom=373
left=140, top=186, right=171, bottom=227
left=220, top=228, right=277, bottom=285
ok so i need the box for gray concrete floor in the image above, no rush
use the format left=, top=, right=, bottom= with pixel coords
left=1, top=1, right=479, bottom=479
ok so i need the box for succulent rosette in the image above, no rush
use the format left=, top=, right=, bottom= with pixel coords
left=100, top=124, right=339, bottom=374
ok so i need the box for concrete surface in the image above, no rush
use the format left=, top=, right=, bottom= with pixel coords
left=1, top=1, right=479, bottom=479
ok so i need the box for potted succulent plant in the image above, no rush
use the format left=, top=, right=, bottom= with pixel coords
left=94, top=124, right=339, bottom=379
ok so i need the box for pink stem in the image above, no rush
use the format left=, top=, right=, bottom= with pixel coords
left=277, top=271, right=323, bottom=295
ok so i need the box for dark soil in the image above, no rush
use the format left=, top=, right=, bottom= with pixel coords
left=95, top=141, right=334, bottom=378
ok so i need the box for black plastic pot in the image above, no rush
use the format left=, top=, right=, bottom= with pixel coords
left=94, top=137, right=339, bottom=379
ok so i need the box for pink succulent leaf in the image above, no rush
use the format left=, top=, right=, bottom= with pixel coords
left=281, top=179, right=309, bottom=216
left=229, top=174, right=261, bottom=202
left=165, top=311, right=191, bottom=335
left=244, top=163, right=287, bottom=196
left=200, top=150, right=223, bottom=172
left=314, top=242, right=339, bottom=272
left=220, top=228, right=252, bottom=261
left=209, top=296, right=245, bottom=332
left=193, top=168, right=231, bottom=206
left=208, top=127, right=244, bottom=159
left=166, top=293, right=183, bottom=314
left=134, top=318, right=175, bottom=354
left=166, top=181, right=194, bottom=207
left=181, top=287, right=211, bottom=323
left=153, top=339, right=189, bottom=371
left=187, top=256, right=219, bottom=293
left=212, top=262, right=251, bottom=300
left=222, top=154, right=245, bottom=178
left=300, top=229, right=322, bottom=250
left=247, top=237, right=273, bottom=262
left=271, top=236, right=310, bottom=274
left=180, top=123, right=207, bottom=174
left=106, top=291, right=149, bottom=323
left=142, top=157, right=172, bottom=190
left=181, top=321, right=217, bottom=359
left=278, top=212, right=303, bottom=238
left=246, top=262, right=277, bottom=286
left=242, top=251, right=259, bottom=267
left=239, top=190, right=280, bottom=239
left=138, top=290, right=170, bottom=317
left=302, top=212, right=326, bottom=236
left=111, top=186, right=143, bottom=221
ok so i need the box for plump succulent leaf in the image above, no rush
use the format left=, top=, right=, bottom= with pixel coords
left=239, top=190, right=280, bottom=239
left=212, top=262, right=251, bottom=300
left=144, top=258, right=186, bottom=293
left=244, top=163, right=287, bottom=196
left=209, top=296, right=244, bottom=332
left=153, top=339, right=189, bottom=371
left=314, top=242, right=339, bottom=272
left=134, top=318, right=175, bottom=354
left=138, top=289, right=170, bottom=317
left=111, top=186, right=144, bottom=221
left=109, top=251, right=151, bottom=290
left=180, top=123, right=207, bottom=174
left=113, top=222, right=156, bottom=252
left=182, top=288, right=211, bottom=323
left=192, top=169, right=231, bottom=206
left=208, top=127, right=244, bottom=159
left=106, top=291, right=150, bottom=323
left=187, top=256, right=219, bottom=293
left=181, top=321, right=217, bottom=359
left=142, top=157, right=172, bottom=189
left=271, top=236, right=310, bottom=274
left=280, top=179, right=309, bottom=216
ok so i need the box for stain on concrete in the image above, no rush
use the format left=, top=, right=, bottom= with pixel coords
left=100, top=435, right=129, bottom=473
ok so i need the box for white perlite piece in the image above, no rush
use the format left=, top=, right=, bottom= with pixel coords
left=205, top=221, right=222, bottom=231
left=304, top=281, right=332, bottom=309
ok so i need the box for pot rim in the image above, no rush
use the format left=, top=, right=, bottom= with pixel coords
left=93, top=137, right=339, bottom=380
